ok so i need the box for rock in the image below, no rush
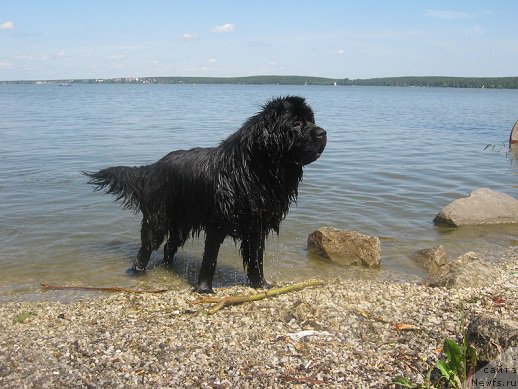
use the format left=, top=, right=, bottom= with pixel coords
left=425, top=252, right=500, bottom=288
left=433, top=188, right=518, bottom=226
left=510, top=119, right=518, bottom=145
left=410, top=245, right=448, bottom=274
left=466, top=314, right=518, bottom=363
left=307, top=226, right=381, bottom=268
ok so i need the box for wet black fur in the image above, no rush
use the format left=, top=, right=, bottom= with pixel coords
left=84, top=96, right=326, bottom=293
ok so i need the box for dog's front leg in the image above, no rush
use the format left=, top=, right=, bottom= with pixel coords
left=195, top=229, right=225, bottom=294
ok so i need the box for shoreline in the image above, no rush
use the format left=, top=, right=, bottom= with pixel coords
left=3, top=75, right=518, bottom=89
left=1, top=247, right=516, bottom=387
left=2, top=232, right=517, bottom=304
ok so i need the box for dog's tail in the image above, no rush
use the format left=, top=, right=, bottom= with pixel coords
left=83, top=166, right=145, bottom=211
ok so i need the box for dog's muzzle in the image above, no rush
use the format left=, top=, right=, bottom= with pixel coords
left=312, top=126, right=327, bottom=156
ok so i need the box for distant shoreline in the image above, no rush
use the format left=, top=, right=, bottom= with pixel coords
left=2, top=75, right=518, bottom=89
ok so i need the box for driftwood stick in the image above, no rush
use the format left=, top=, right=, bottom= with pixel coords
left=40, top=283, right=168, bottom=294
left=191, top=279, right=325, bottom=314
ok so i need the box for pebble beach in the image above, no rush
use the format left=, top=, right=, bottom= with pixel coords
left=1, top=247, right=517, bottom=388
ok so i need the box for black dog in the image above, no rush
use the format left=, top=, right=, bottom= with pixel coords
left=84, top=96, right=326, bottom=293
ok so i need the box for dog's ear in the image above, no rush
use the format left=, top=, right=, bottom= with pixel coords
left=264, top=96, right=305, bottom=115
left=262, top=97, right=286, bottom=116
left=281, top=96, right=306, bottom=112
left=263, top=96, right=314, bottom=125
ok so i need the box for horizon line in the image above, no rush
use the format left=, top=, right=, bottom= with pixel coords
left=2, top=74, right=518, bottom=83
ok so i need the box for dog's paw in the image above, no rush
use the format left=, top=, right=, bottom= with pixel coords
left=250, top=279, right=272, bottom=290
left=126, top=267, right=146, bottom=277
left=193, top=286, right=215, bottom=294
left=193, top=281, right=214, bottom=294
left=163, top=257, right=175, bottom=266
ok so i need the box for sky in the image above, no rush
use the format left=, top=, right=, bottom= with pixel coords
left=1, top=0, right=517, bottom=81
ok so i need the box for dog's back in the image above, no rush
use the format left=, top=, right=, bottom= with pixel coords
left=84, top=147, right=218, bottom=222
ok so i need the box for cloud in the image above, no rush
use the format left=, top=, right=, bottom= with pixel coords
left=185, top=66, right=210, bottom=73
left=106, top=54, right=125, bottom=60
left=208, top=58, right=217, bottom=63
left=181, top=33, right=198, bottom=40
left=337, top=49, right=344, bottom=55
left=212, top=23, right=235, bottom=33
left=13, top=54, right=49, bottom=61
left=0, top=21, right=14, bottom=30
left=425, top=9, right=485, bottom=20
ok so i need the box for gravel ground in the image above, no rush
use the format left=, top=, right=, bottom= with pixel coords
left=1, top=247, right=517, bottom=388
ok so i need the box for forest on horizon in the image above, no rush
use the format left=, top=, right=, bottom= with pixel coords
left=3, top=75, right=518, bottom=89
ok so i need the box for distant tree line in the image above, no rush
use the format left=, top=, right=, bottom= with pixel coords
left=345, top=76, right=518, bottom=89
left=3, top=75, right=518, bottom=89
left=124, top=75, right=339, bottom=85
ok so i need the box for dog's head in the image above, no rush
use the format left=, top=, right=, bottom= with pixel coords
left=217, top=96, right=325, bottom=224
left=257, top=96, right=327, bottom=166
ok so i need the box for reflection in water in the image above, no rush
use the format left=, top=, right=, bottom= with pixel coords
left=509, top=144, right=518, bottom=164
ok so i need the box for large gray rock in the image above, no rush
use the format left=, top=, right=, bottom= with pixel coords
left=425, top=252, right=500, bottom=288
left=307, top=226, right=381, bottom=268
left=467, top=314, right=518, bottom=363
left=410, top=245, right=448, bottom=274
left=434, top=188, right=518, bottom=227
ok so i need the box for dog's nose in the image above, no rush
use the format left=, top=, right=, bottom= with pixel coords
left=312, top=127, right=326, bottom=139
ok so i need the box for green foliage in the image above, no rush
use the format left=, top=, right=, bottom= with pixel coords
left=435, top=338, right=477, bottom=388
left=13, top=310, right=35, bottom=324
left=348, top=76, right=518, bottom=89
left=437, top=339, right=464, bottom=387
left=392, top=375, right=429, bottom=388
left=393, top=337, right=477, bottom=389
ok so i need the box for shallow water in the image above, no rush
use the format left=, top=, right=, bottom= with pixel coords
left=1, top=84, right=517, bottom=301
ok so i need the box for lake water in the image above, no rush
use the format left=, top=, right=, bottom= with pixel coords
left=1, top=84, right=517, bottom=302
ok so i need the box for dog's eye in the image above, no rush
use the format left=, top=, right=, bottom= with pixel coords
left=293, top=121, right=304, bottom=129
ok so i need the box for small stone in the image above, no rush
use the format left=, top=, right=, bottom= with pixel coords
left=410, top=245, right=448, bottom=274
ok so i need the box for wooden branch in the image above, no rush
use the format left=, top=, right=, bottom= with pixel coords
left=280, top=374, right=328, bottom=385
left=40, top=283, right=168, bottom=294
left=191, top=279, right=325, bottom=314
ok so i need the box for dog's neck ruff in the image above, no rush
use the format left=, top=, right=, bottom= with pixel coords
left=215, top=136, right=303, bottom=235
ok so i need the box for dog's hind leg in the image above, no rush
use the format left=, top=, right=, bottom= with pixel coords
left=132, top=216, right=166, bottom=272
left=241, top=235, right=270, bottom=289
left=195, top=228, right=225, bottom=294
left=163, top=227, right=186, bottom=265
left=163, top=237, right=178, bottom=265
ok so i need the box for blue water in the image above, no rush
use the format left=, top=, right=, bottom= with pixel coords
left=1, top=84, right=517, bottom=301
